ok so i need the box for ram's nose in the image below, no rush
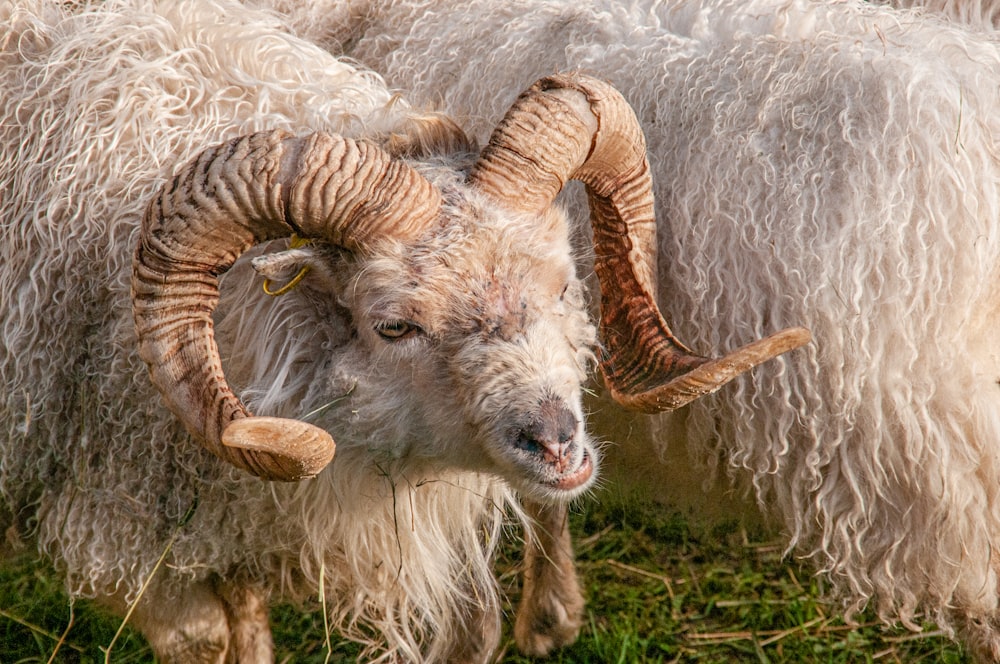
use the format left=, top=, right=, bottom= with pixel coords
left=513, top=399, right=579, bottom=471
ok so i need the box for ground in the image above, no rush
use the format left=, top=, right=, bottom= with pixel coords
left=0, top=487, right=968, bottom=663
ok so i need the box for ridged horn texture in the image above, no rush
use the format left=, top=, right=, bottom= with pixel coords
left=132, top=130, right=441, bottom=480
left=470, top=74, right=810, bottom=413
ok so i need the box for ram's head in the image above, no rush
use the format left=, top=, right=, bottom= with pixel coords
left=131, top=74, right=808, bottom=501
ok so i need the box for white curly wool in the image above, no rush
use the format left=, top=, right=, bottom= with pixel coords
left=265, top=0, right=1000, bottom=656
left=882, top=0, right=1000, bottom=28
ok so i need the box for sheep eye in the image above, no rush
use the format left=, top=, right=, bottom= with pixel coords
left=375, top=320, right=419, bottom=341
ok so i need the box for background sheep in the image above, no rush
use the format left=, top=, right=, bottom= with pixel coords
left=879, top=0, right=1000, bottom=28
left=0, top=0, right=804, bottom=661
left=258, top=0, right=1000, bottom=659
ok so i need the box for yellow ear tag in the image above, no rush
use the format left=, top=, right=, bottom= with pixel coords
left=262, top=235, right=313, bottom=297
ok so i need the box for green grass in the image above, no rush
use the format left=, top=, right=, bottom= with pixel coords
left=495, top=495, right=969, bottom=664
left=0, top=493, right=970, bottom=663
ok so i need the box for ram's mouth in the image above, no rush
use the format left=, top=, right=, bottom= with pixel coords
left=547, top=448, right=593, bottom=492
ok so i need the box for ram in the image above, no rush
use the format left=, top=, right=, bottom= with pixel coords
left=263, top=0, right=1000, bottom=659
left=0, top=0, right=806, bottom=662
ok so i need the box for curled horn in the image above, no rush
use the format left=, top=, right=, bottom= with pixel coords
left=132, top=130, right=441, bottom=480
left=469, top=74, right=810, bottom=412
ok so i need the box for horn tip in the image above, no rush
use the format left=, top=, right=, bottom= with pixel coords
left=611, top=325, right=812, bottom=414
left=222, top=416, right=336, bottom=481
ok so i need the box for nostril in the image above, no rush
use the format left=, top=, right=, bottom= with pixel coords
left=512, top=399, right=579, bottom=465
left=514, top=428, right=543, bottom=455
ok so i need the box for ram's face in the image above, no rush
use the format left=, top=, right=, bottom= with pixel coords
left=323, top=189, right=599, bottom=502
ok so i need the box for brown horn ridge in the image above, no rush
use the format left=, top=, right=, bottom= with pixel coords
left=132, top=130, right=441, bottom=480
left=469, top=74, right=810, bottom=413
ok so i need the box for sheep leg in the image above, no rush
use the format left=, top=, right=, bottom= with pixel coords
left=99, top=577, right=273, bottom=664
left=952, top=606, right=1000, bottom=664
left=514, top=500, right=584, bottom=656
left=215, top=579, right=274, bottom=663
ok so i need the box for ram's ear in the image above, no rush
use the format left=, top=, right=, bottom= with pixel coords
left=251, top=243, right=342, bottom=297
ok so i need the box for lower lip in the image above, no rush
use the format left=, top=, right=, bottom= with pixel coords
left=549, top=451, right=593, bottom=491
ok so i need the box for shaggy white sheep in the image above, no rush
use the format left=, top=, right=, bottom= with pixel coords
left=263, top=0, right=1000, bottom=659
left=0, top=0, right=804, bottom=661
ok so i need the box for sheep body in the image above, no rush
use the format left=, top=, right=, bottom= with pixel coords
left=275, top=0, right=1000, bottom=655
left=0, top=1, right=602, bottom=660
left=881, top=0, right=1000, bottom=28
